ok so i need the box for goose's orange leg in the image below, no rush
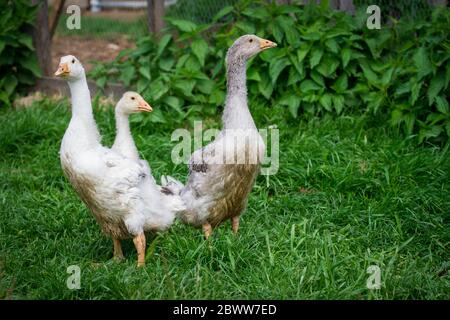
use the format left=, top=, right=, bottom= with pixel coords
left=113, top=238, right=124, bottom=261
left=231, top=216, right=240, bottom=234
left=133, top=233, right=146, bottom=267
left=202, top=223, right=212, bottom=239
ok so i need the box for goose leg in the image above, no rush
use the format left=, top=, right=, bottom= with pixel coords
left=202, top=223, right=212, bottom=239
left=133, top=233, right=146, bottom=267
left=231, top=216, right=240, bottom=234
left=112, top=238, right=124, bottom=261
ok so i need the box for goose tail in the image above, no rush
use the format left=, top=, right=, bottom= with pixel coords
left=161, top=175, right=185, bottom=195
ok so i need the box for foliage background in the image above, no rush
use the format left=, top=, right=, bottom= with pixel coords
left=0, top=0, right=40, bottom=107
left=90, top=0, right=450, bottom=144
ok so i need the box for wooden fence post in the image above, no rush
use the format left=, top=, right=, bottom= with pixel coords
left=146, top=0, right=165, bottom=36
left=49, top=0, right=66, bottom=39
left=31, top=0, right=52, bottom=76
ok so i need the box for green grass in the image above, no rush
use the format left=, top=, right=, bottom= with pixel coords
left=0, top=98, right=449, bottom=299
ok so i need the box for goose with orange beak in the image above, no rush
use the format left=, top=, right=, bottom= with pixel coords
left=113, top=92, right=153, bottom=163
left=55, top=55, right=184, bottom=266
left=162, top=35, right=277, bottom=239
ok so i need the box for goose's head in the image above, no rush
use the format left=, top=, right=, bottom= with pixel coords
left=226, top=35, right=277, bottom=64
left=54, top=55, right=85, bottom=80
left=116, top=92, right=153, bottom=115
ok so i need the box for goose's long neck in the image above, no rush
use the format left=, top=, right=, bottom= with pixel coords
left=113, top=111, right=140, bottom=161
left=222, top=57, right=256, bottom=130
left=66, top=75, right=101, bottom=148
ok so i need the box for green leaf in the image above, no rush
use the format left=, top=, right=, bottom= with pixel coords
left=156, top=34, right=172, bottom=58
left=196, top=79, right=215, bottom=95
left=360, top=60, right=378, bottom=85
left=395, top=81, right=410, bottom=96
left=176, top=54, right=190, bottom=69
left=300, top=79, right=321, bottom=92
left=148, top=79, right=168, bottom=101
left=212, top=6, right=233, bottom=22
left=2, top=74, right=17, bottom=95
left=287, top=67, right=303, bottom=86
left=191, top=38, right=208, bottom=67
left=427, top=74, right=445, bottom=105
left=19, top=56, right=41, bottom=77
left=297, top=45, right=310, bottom=63
left=184, top=56, right=201, bottom=72
left=247, top=68, right=261, bottom=82
left=316, top=56, right=339, bottom=77
left=310, top=70, right=325, bottom=87
left=242, top=7, right=269, bottom=20
left=163, top=96, right=183, bottom=113
left=276, top=15, right=299, bottom=46
left=365, top=92, right=384, bottom=113
left=410, top=80, right=422, bottom=105
left=319, top=93, right=333, bottom=111
left=309, top=47, right=323, bottom=69
left=235, top=21, right=256, bottom=34
left=174, top=79, right=196, bottom=96
left=271, top=21, right=284, bottom=44
left=18, top=34, right=34, bottom=50
left=380, top=67, right=394, bottom=86
left=413, top=47, right=432, bottom=79
left=258, top=74, right=273, bottom=100
left=333, top=95, right=345, bottom=114
left=280, top=94, right=301, bottom=118
left=209, top=89, right=225, bottom=106
left=159, top=57, right=175, bottom=71
left=139, top=66, right=151, bottom=80
left=146, top=108, right=167, bottom=124
left=325, top=39, right=339, bottom=54
left=332, top=73, right=348, bottom=92
left=168, top=19, right=197, bottom=33
left=435, top=96, right=449, bottom=114
left=302, top=32, right=321, bottom=41
left=341, top=48, right=352, bottom=68
left=0, top=91, right=11, bottom=106
left=137, top=78, right=149, bottom=92
left=269, top=57, right=290, bottom=84
left=419, top=126, right=443, bottom=143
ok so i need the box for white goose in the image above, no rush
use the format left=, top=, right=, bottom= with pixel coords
left=163, top=35, right=277, bottom=238
left=55, top=55, right=183, bottom=266
left=112, top=91, right=155, bottom=185
left=112, top=91, right=153, bottom=163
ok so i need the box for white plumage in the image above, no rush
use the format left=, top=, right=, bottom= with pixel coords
left=56, top=55, right=183, bottom=266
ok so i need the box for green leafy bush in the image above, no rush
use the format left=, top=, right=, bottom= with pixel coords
left=91, top=0, right=450, bottom=143
left=0, top=0, right=40, bottom=107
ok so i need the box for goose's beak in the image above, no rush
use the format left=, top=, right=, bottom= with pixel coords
left=259, top=38, right=277, bottom=50
left=55, top=63, right=70, bottom=77
left=138, top=99, right=153, bottom=112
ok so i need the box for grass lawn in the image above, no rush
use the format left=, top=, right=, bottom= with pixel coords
left=0, top=98, right=449, bottom=299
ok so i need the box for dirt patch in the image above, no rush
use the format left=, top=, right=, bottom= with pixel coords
left=84, top=9, right=147, bottom=21
left=52, top=35, right=136, bottom=72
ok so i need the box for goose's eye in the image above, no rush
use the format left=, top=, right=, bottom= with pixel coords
left=131, top=97, right=135, bottom=100
left=249, top=39, right=253, bottom=43
left=71, top=59, right=75, bottom=64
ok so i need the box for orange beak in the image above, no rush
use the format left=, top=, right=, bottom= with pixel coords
left=259, top=38, right=277, bottom=50
left=138, top=99, right=153, bottom=112
left=55, top=63, right=70, bottom=76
